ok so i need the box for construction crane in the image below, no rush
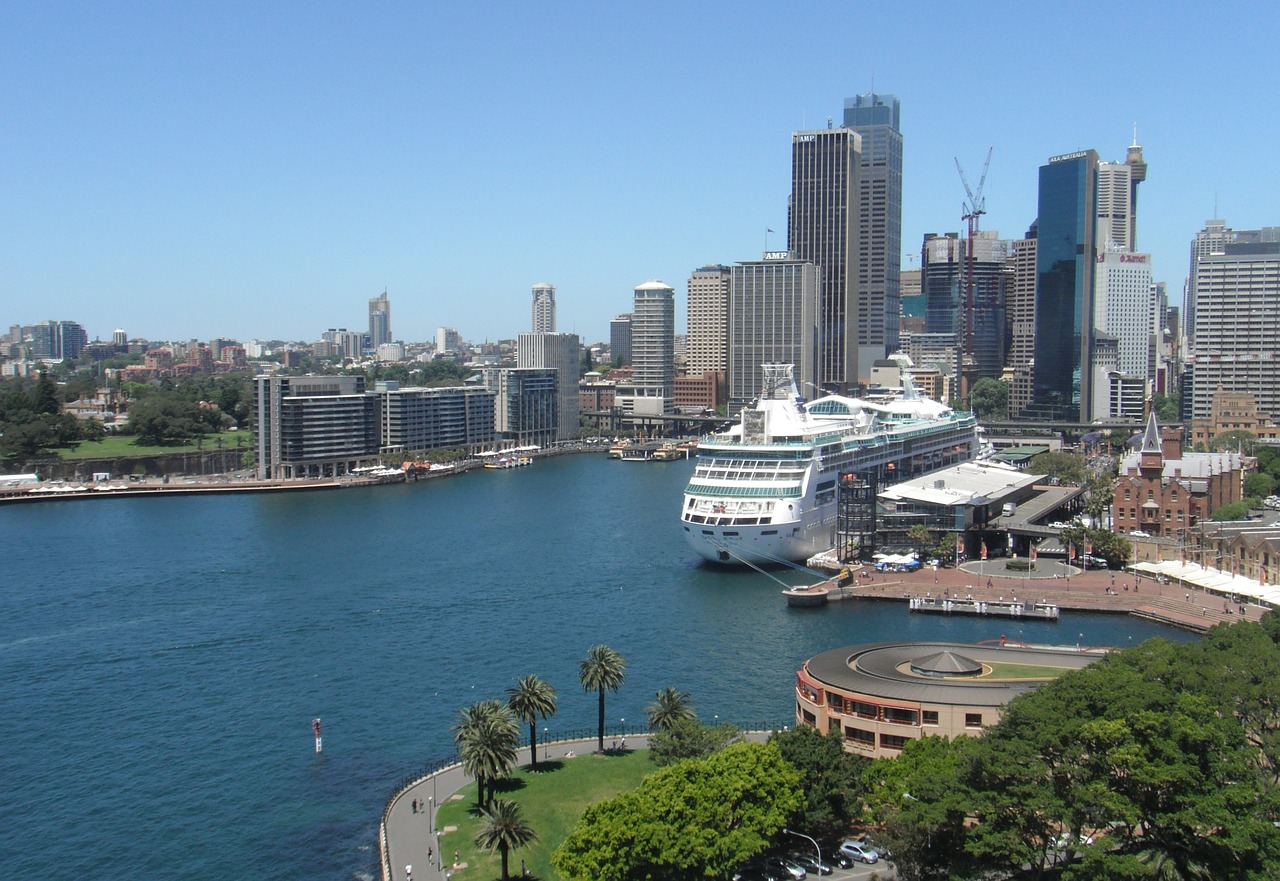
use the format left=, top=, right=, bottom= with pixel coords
left=955, top=148, right=993, bottom=363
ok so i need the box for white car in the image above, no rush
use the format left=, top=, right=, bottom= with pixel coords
left=1053, top=832, right=1095, bottom=849
left=838, top=840, right=880, bottom=864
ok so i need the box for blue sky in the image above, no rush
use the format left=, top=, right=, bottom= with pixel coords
left=3, top=2, right=1277, bottom=345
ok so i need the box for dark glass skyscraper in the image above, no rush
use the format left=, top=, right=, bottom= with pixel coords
left=1033, top=150, right=1099, bottom=421
left=843, top=92, right=903, bottom=380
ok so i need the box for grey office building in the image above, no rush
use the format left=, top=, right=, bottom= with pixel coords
left=728, top=256, right=820, bottom=413
left=609, top=313, right=632, bottom=364
left=843, top=92, right=903, bottom=376
left=379, top=384, right=496, bottom=455
left=788, top=128, right=860, bottom=392
left=518, top=332, right=581, bottom=441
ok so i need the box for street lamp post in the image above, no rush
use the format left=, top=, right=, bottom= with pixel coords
left=543, top=727, right=548, bottom=762
left=782, top=828, right=821, bottom=870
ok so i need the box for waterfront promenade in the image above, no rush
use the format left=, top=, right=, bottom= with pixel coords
left=853, top=560, right=1266, bottom=633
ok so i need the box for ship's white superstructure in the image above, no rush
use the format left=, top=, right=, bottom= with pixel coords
left=681, top=364, right=979, bottom=564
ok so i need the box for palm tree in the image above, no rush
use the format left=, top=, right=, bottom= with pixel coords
left=506, top=674, right=558, bottom=771
left=579, top=644, right=626, bottom=753
left=646, top=686, right=696, bottom=731
left=452, top=700, right=519, bottom=808
left=474, top=798, right=538, bottom=881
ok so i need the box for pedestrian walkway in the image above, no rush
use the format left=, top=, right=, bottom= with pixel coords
left=381, top=735, right=649, bottom=881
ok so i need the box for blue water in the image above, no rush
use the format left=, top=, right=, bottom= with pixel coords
left=0, top=455, right=1193, bottom=880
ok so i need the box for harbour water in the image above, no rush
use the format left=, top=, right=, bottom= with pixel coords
left=0, top=454, right=1194, bottom=881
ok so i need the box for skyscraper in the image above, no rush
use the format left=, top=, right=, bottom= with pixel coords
left=609, top=313, right=632, bottom=364
left=517, top=331, right=580, bottom=441
left=922, top=231, right=1010, bottom=380
left=843, top=92, right=903, bottom=374
left=531, top=283, right=556, bottom=333
left=368, top=291, right=391, bottom=348
left=1187, top=235, right=1280, bottom=422
left=616, top=281, right=675, bottom=416
left=727, top=256, right=819, bottom=413
left=788, top=127, right=860, bottom=392
left=686, top=265, right=731, bottom=380
left=1033, top=150, right=1100, bottom=421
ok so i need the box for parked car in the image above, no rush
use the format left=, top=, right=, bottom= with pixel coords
left=789, top=854, right=833, bottom=876
left=1053, top=832, right=1095, bottom=849
left=838, top=840, right=881, bottom=864
left=763, top=856, right=806, bottom=880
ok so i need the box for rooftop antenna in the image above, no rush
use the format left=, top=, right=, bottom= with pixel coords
left=1132, top=121, right=1138, bottom=147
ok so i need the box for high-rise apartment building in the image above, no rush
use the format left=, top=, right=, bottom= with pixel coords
left=788, top=128, right=860, bottom=391
left=30, top=320, right=88, bottom=360
left=517, top=331, right=581, bottom=441
left=436, top=327, right=462, bottom=355
left=727, top=256, right=820, bottom=413
left=1187, top=238, right=1280, bottom=422
left=531, top=283, right=556, bottom=333
left=1033, top=150, right=1100, bottom=421
left=843, top=92, right=903, bottom=375
left=615, top=281, right=675, bottom=416
left=1006, top=223, right=1038, bottom=418
left=368, top=291, right=391, bottom=349
left=686, top=265, right=731, bottom=379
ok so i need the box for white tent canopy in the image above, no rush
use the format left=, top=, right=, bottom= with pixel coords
left=1130, top=560, right=1280, bottom=607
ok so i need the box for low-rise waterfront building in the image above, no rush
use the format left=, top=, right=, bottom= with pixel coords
left=797, top=641, right=1097, bottom=758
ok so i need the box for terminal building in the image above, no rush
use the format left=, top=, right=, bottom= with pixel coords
left=796, top=641, right=1098, bottom=758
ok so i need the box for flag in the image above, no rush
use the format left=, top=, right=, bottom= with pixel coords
left=767, top=227, right=775, bottom=233
left=1030, top=543, right=1037, bottom=562
left=981, top=540, right=988, bottom=560
left=1084, top=537, right=1092, bottom=555
left=1069, top=543, right=1076, bottom=561
left=956, top=534, right=963, bottom=559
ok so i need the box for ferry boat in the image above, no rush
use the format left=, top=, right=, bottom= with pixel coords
left=680, top=364, right=979, bottom=565
left=484, top=455, right=532, bottom=469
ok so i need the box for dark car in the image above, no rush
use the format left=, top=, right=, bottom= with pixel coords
left=789, top=853, right=833, bottom=875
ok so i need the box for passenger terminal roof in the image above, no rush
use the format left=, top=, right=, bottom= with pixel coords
left=878, top=460, right=1044, bottom=508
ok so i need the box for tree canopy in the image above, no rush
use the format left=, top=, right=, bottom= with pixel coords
left=862, top=618, right=1280, bottom=880
left=770, top=724, right=868, bottom=842
left=969, top=378, right=1009, bottom=421
left=1029, top=450, right=1089, bottom=485
left=552, top=741, right=802, bottom=881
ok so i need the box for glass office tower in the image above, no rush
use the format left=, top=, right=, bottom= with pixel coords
left=1033, top=150, right=1099, bottom=421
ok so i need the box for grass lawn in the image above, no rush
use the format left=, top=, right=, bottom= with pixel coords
left=436, top=749, right=656, bottom=881
left=53, top=430, right=252, bottom=460
left=982, top=661, right=1072, bottom=680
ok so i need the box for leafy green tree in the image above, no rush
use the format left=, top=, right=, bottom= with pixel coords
left=1030, top=450, right=1089, bottom=485
left=33, top=371, right=60, bottom=415
left=474, top=798, right=538, bottom=881
left=770, top=724, right=868, bottom=842
left=506, top=674, right=557, bottom=771
left=579, top=644, right=626, bottom=754
left=1209, top=430, right=1259, bottom=455
left=906, top=524, right=933, bottom=553
left=645, top=687, right=696, bottom=731
left=862, top=735, right=975, bottom=881
left=1152, top=393, right=1180, bottom=424
left=452, top=700, right=520, bottom=808
left=1211, top=501, right=1253, bottom=522
left=552, top=741, right=802, bottom=881
left=969, top=378, right=1009, bottom=420
left=1245, top=472, right=1277, bottom=500
left=648, top=718, right=740, bottom=766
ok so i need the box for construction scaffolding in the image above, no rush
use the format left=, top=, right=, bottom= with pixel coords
left=837, top=470, right=877, bottom=562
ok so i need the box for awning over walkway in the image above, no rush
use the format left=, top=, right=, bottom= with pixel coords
left=1129, top=560, right=1280, bottom=607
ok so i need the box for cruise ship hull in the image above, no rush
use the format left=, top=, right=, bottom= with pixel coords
left=682, top=504, right=835, bottom=565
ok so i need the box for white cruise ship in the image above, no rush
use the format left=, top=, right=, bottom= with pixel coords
left=681, top=364, right=979, bottom=565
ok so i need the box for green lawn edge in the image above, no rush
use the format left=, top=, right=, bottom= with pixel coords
left=46, top=430, right=252, bottom=460
left=435, top=749, right=655, bottom=881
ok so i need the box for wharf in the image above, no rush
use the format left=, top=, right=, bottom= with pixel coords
left=784, top=561, right=1268, bottom=633
left=0, top=477, right=345, bottom=504
left=908, top=596, right=1059, bottom=619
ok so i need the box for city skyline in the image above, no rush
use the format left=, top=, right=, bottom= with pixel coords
left=3, top=4, right=1278, bottom=344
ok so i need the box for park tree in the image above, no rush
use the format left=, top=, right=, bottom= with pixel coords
left=645, top=687, right=696, bottom=731
left=1151, top=393, right=1180, bottom=424
left=579, top=644, right=626, bottom=754
left=474, top=799, right=538, bottom=881
left=127, top=395, right=211, bottom=445
left=969, top=378, right=1009, bottom=420
left=506, top=674, right=557, bottom=771
left=1245, top=472, right=1277, bottom=500
left=1029, top=450, right=1089, bottom=485
left=648, top=718, right=740, bottom=767
left=552, top=741, right=802, bottom=881
left=862, top=734, right=975, bottom=881
left=452, top=700, right=520, bottom=808
left=770, top=724, right=868, bottom=842
left=1211, top=501, right=1253, bottom=522
left=1209, top=430, right=1259, bottom=455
